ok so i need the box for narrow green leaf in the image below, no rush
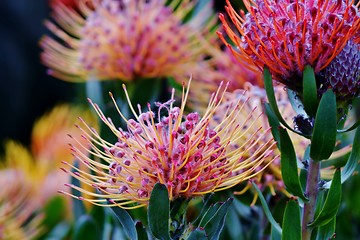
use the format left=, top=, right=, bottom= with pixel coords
left=203, top=198, right=233, bottom=240
left=287, top=88, right=307, bottom=116
left=251, top=182, right=282, bottom=235
left=135, top=221, right=149, bottom=240
left=45, top=222, right=71, bottom=240
left=86, top=78, right=104, bottom=110
left=110, top=206, right=138, bottom=240
left=337, top=119, right=360, bottom=133
left=226, top=205, right=244, bottom=240
left=198, top=204, right=221, bottom=227
left=282, top=199, right=301, bottom=240
left=310, top=90, right=337, bottom=161
left=265, top=103, right=280, bottom=145
left=279, top=127, right=308, bottom=201
left=308, top=169, right=342, bottom=227
left=263, top=68, right=301, bottom=135
left=73, top=215, right=101, bottom=240
left=271, top=225, right=282, bottom=240
left=71, top=160, right=86, bottom=219
left=148, top=183, right=170, bottom=240
left=302, top=65, right=318, bottom=117
left=316, top=217, right=336, bottom=240
left=192, top=193, right=214, bottom=226
left=325, top=126, right=360, bottom=188
left=187, top=228, right=208, bottom=240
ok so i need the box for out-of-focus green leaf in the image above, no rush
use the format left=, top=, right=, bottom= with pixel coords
left=279, top=127, right=307, bottom=201
left=86, top=79, right=104, bottom=110
left=43, top=196, right=66, bottom=229
left=135, top=221, right=148, bottom=240
left=302, top=65, right=318, bottom=117
left=187, top=228, right=207, bottom=240
left=282, top=199, right=301, bottom=240
left=271, top=224, right=282, bottom=240
left=252, top=182, right=282, bottom=235
left=337, top=119, right=360, bottom=133
left=316, top=217, right=336, bottom=240
left=148, top=183, right=170, bottom=240
left=309, top=169, right=341, bottom=228
left=110, top=204, right=137, bottom=240
left=45, top=222, right=71, bottom=240
left=192, top=193, right=214, bottom=226
left=73, top=215, right=101, bottom=240
left=202, top=198, right=233, bottom=240
left=310, top=90, right=337, bottom=161
left=324, top=126, right=360, bottom=188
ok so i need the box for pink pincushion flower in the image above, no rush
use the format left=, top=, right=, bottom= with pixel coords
left=41, top=0, right=216, bottom=82
left=219, top=0, right=360, bottom=92
left=61, top=81, right=278, bottom=209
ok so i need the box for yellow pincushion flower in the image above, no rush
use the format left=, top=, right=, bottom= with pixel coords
left=40, top=0, right=216, bottom=82
left=1, top=104, right=98, bottom=206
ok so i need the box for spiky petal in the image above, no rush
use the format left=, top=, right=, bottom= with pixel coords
left=61, top=81, right=277, bottom=209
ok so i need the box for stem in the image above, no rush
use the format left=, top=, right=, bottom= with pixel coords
left=302, top=160, right=320, bottom=240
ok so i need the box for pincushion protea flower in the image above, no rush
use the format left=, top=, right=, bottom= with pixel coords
left=0, top=170, right=44, bottom=240
left=219, top=0, right=360, bottom=93
left=41, top=0, right=216, bottom=82
left=60, top=81, right=277, bottom=209
left=210, top=84, right=309, bottom=203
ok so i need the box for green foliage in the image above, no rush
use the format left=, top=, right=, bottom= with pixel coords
left=302, top=65, right=318, bottom=117
left=310, top=90, right=337, bottom=161
left=282, top=199, right=301, bottom=240
left=148, top=183, right=171, bottom=240
left=73, top=215, right=101, bottom=240
left=309, top=170, right=342, bottom=228
left=279, top=127, right=307, bottom=201
left=111, top=205, right=138, bottom=240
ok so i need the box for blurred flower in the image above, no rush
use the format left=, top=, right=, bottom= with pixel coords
left=0, top=169, right=44, bottom=240
left=41, top=0, right=216, bottom=82
left=219, top=0, right=360, bottom=93
left=60, top=81, right=277, bottom=209
left=318, top=40, right=360, bottom=104
left=1, top=105, right=98, bottom=206
left=210, top=84, right=309, bottom=203
left=49, top=0, right=77, bottom=9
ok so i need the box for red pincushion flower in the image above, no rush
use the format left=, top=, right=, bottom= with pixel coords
left=219, top=0, right=360, bottom=92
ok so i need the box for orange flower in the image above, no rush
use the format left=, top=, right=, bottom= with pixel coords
left=60, top=80, right=277, bottom=209
left=41, top=0, right=216, bottom=82
left=219, top=0, right=360, bottom=92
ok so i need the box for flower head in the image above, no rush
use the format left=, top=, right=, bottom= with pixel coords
left=61, top=81, right=277, bottom=209
left=1, top=105, right=97, bottom=206
left=318, top=39, right=360, bottom=103
left=219, top=0, right=360, bottom=92
left=41, top=0, right=216, bottom=82
left=0, top=169, right=44, bottom=240
left=210, top=84, right=309, bottom=202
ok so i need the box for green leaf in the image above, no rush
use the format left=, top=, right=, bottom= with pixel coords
left=337, top=119, right=360, bottom=133
left=302, top=65, right=318, bottom=117
left=271, top=225, right=282, bottom=240
left=316, top=217, right=336, bottom=240
left=226, top=205, right=244, bottom=240
left=263, top=68, right=300, bottom=135
left=71, top=160, right=86, bottom=219
left=202, top=198, right=233, bottom=240
left=251, top=182, right=282, bottom=235
left=187, top=228, right=208, bottom=240
left=45, top=222, right=71, bottom=240
left=73, top=215, right=101, bottom=240
left=324, top=126, right=360, bottom=188
left=282, top=199, right=301, bottom=240
left=310, top=90, right=337, bottom=161
left=110, top=205, right=137, bottom=240
left=192, top=193, right=214, bottom=226
left=265, top=103, right=280, bottom=145
left=279, top=127, right=308, bottom=201
left=308, top=169, right=342, bottom=227
left=148, top=183, right=170, bottom=240
left=135, top=221, right=149, bottom=240
left=86, top=79, right=104, bottom=110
